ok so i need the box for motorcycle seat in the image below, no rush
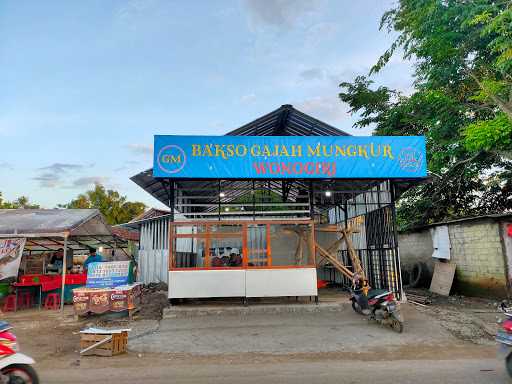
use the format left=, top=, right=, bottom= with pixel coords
left=0, top=321, right=11, bottom=332
left=366, top=289, right=390, bottom=299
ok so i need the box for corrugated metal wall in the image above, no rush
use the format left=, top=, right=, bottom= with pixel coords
left=138, top=215, right=194, bottom=284
left=138, top=217, right=169, bottom=284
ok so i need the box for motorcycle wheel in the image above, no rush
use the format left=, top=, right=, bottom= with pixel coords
left=2, top=364, right=39, bottom=384
left=506, top=352, right=512, bottom=378
left=351, top=300, right=363, bottom=315
left=390, top=318, right=404, bottom=333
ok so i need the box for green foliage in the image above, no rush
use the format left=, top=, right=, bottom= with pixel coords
left=469, top=79, right=510, bottom=103
left=0, top=192, right=40, bottom=209
left=473, top=3, right=512, bottom=72
left=339, top=0, right=512, bottom=229
left=339, top=76, right=396, bottom=128
left=60, top=184, right=146, bottom=225
left=464, top=113, right=512, bottom=154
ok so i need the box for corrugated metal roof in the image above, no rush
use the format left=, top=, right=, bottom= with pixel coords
left=118, top=210, right=188, bottom=229
left=130, top=105, right=350, bottom=207
left=0, top=209, right=100, bottom=235
left=129, top=105, right=423, bottom=210
left=225, top=104, right=349, bottom=136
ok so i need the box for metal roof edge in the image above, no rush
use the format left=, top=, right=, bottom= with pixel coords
left=400, top=212, right=512, bottom=233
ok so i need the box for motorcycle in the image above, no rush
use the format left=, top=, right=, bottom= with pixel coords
left=0, top=321, right=39, bottom=384
left=496, top=310, right=512, bottom=377
left=350, top=287, right=404, bottom=333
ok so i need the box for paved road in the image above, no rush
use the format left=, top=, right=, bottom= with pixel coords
left=40, top=358, right=507, bottom=384
left=129, top=304, right=457, bottom=354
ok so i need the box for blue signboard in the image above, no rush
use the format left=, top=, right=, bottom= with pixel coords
left=153, top=135, right=427, bottom=179
left=86, top=261, right=131, bottom=289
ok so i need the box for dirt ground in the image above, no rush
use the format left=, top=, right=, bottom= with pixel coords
left=405, top=288, right=505, bottom=344
left=1, top=287, right=510, bottom=383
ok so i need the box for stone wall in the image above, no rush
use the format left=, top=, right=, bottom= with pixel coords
left=399, top=219, right=508, bottom=297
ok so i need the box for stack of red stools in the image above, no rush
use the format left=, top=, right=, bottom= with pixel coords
left=44, top=293, right=60, bottom=310
left=17, top=292, right=33, bottom=309
left=2, top=292, right=33, bottom=312
left=2, top=295, right=16, bottom=312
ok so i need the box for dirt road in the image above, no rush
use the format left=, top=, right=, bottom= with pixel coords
left=39, top=355, right=505, bottom=384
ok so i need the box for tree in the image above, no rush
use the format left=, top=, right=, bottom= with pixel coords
left=60, top=184, right=146, bottom=225
left=0, top=192, right=40, bottom=209
left=339, top=0, right=512, bottom=229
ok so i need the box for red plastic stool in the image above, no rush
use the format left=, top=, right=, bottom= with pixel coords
left=44, top=293, right=60, bottom=310
left=17, top=292, right=33, bottom=309
left=2, top=295, right=17, bottom=312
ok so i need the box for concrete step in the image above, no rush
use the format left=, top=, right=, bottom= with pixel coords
left=163, top=301, right=350, bottom=318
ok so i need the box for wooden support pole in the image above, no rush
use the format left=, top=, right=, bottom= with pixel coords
left=315, top=243, right=354, bottom=280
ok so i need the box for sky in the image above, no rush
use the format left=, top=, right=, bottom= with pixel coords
left=0, top=0, right=415, bottom=209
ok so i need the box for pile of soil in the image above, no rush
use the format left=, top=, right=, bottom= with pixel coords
left=138, top=282, right=169, bottom=320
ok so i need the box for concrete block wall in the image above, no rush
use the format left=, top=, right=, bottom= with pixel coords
left=448, top=220, right=507, bottom=297
left=398, top=229, right=434, bottom=274
left=399, top=219, right=508, bottom=297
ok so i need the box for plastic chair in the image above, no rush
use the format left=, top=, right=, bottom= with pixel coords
left=18, top=292, right=33, bottom=309
left=44, top=293, right=60, bottom=310
left=2, top=295, right=17, bottom=312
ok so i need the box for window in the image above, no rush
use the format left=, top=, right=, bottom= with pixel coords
left=169, top=221, right=315, bottom=270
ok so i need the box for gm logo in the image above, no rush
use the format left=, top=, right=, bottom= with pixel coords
left=157, top=145, right=186, bottom=174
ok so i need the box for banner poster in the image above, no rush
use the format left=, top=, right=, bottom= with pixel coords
left=153, top=135, right=427, bottom=179
left=86, top=261, right=131, bottom=288
left=0, top=238, right=26, bottom=281
left=72, top=284, right=142, bottom=315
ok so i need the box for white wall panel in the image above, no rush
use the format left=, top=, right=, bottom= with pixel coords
left=169, top=270, right=246, bottom=298
left=245, top=268, right=317, bottom=297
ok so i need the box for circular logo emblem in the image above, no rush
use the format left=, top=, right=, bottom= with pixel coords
left=398, top=147, right=423, bottom=173
left=157, top=145, right=186, bottom=174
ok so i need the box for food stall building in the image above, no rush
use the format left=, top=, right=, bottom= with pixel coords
left=127, top=105, right=427, bottom=301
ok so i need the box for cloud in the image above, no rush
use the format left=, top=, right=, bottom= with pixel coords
left=38, top=163, right=84, bottom=173
left=0, top=162, right=14, bottom=171
left=298, top=66, right=362, bottom=87
left=295, top=96, right=350, bottom=124
left=243, top=0, right=326, bottom=28
left=33, top=163, right=87, bottom=188
left=33, top=173, right=61, bottom=188
left=299, top=68, right=326, bottom=82
left=114, top=160, right=141, bottom=172
left=72, top=177, right=109, bottom=188
left=125, top=143, right=153, bottom=156
left=240, top=93, right=257, bottom=104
